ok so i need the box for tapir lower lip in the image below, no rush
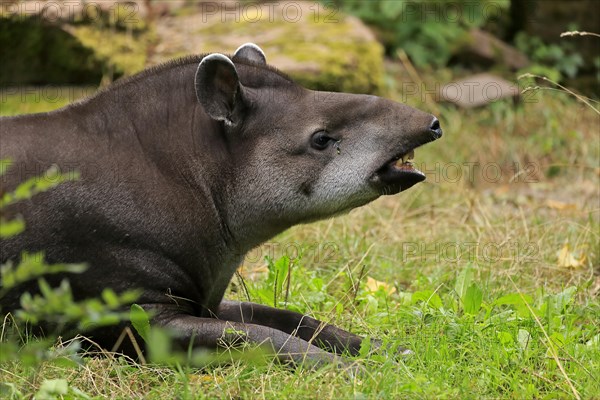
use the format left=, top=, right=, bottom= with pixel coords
left=374, top=162, right=426, bottom=195
left=372, top=139, right=436, bottom=194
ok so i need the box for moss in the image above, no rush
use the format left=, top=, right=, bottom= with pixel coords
left=192, top=9, right=385, bottom=94
left=0, top=16, right=105, bottom=85
left=284, top=41, right=385, bottom=94
left=0, top=15, right=151, bottom=86
left=70, top=26, right=150, bottom=77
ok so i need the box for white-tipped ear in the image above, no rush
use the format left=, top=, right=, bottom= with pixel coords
left=233, top=43, right=267, bottom=65
left=195, top=53, right=244, bottom=125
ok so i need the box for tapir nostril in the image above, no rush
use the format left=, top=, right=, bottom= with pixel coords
left=429, top=117, right=443, bottom=138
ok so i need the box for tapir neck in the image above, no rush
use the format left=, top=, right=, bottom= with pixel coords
left=72, top=63, right=211, bottom=177
left=223, top=198, right=299, bottom=256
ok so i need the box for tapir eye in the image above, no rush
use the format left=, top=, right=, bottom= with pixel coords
left=311, top=131, right=336, bottom=150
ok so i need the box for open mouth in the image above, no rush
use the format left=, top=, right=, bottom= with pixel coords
left=390, top=149, right=420, bottom=173
left=373, top=147, right=428, bottom=194
left=370, top=117, right=442, bottom=195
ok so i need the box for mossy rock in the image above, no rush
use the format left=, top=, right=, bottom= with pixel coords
left=68, top=25, right=150, bottom=78
left=152, top=2, right=385, bottom=94
left=2, top=2, right=384, bottom=94
left=0, top=16, right=106, bottom=85
left=0, top=15, right=150, bottom=86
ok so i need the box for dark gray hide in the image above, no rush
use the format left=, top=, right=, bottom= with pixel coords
left=0, top=44, right=441, bottom=366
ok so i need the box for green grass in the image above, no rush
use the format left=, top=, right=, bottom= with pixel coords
left=1, top=71, right=599, bottom=399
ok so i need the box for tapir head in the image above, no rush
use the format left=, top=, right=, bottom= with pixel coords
left=194, top=44, right=442, bottom=241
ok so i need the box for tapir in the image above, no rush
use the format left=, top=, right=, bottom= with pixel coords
left=0, top=44, right=442, bottom=366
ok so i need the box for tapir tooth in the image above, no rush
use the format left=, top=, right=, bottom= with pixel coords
left=400, top=150, right=415, bottom=164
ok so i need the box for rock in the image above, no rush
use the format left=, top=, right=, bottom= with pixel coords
left=149, top=1, right=385, bottom=94
left=0, top=15, right=106, bottom=85
left=1, top=1, right=153, bottom=83
left=455, top=28, right=529, bottom=70
left=440, top=73, right=520, bottom=108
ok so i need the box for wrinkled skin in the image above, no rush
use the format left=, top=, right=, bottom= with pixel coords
left=0, top=44, right=441, bottom=366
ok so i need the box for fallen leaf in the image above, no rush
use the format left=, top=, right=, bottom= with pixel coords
left=188, top=374, right=224, bottom=386
left=546, top=199, right=577, bottom=211
left=493, top=185, right=511, bottom=196
left=557, top=243, right=586, bottom=268
left=365, top=276, right=396, bottom=295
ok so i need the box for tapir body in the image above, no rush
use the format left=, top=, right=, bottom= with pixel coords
left=0, top=44, right=441, bottom=365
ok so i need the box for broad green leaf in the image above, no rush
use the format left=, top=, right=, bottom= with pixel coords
left=265, top=255, right=291, bottom=307
left=49, top=356, right=79, bottom=369
left=464, top=283, right=483, bottom=315
left=130, top=304, right=151, bottom=343
left=493, top=293, right=533, bottom=306
left=0, top=218, right=25, bottom=238
left=101, top=289, right=120, bottom=308
left=274, top=255, right=290, bottom=292
left=412, top=290, right=443, bottom=309
left=358, top=336, right=372, bottom=358
left=486, top=309, right=515, bottom=326
left=147, top=327, right=175, bottom=364
left=0, top=166, right=79, bottom=208
left=494, top=293, right=534, bottom=318
left=455, top=266, right=474, bottom=300
left=549, top=286, right=577, bottom=313
left=0, top=342, right=19, bottom=362
left=120, top=290, right=141, bottom=304
left=517, top=329, right=531, bottom=351
left=69, top=386, right=92, bottom=400
left=0, top=251, right=86, bottom=292
left=36, top=379, right=69, bottom=397
left=497, top=331, right=513, bottom=346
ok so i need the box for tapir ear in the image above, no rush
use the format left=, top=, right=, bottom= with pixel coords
left=195, top=53, right=244, bottom=125
left=232, top=43, right=267, bottom=65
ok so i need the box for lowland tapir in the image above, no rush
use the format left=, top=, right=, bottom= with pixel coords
left=0, top=44, right=442, bottom=366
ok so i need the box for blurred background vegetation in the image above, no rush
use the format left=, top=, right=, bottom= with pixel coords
left=0, top=0, right=598, bottom=97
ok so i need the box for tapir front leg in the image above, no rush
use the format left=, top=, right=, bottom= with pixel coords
left=159, top=314, right=342, bottom=367
left=216, top=300, right=365, bottom=355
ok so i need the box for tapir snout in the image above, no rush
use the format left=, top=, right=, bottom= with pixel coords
left=357, top=96, right=443, bottom=195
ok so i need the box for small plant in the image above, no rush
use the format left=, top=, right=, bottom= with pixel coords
left=330, top=0, right=509, bottom=68
left=242, top=253, right=333, bottom=314
left=515, top=31, right=585, bottom=82
left=0, top=160, right=138, bottom=398
left=518, top=30, right=599, bottom=115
